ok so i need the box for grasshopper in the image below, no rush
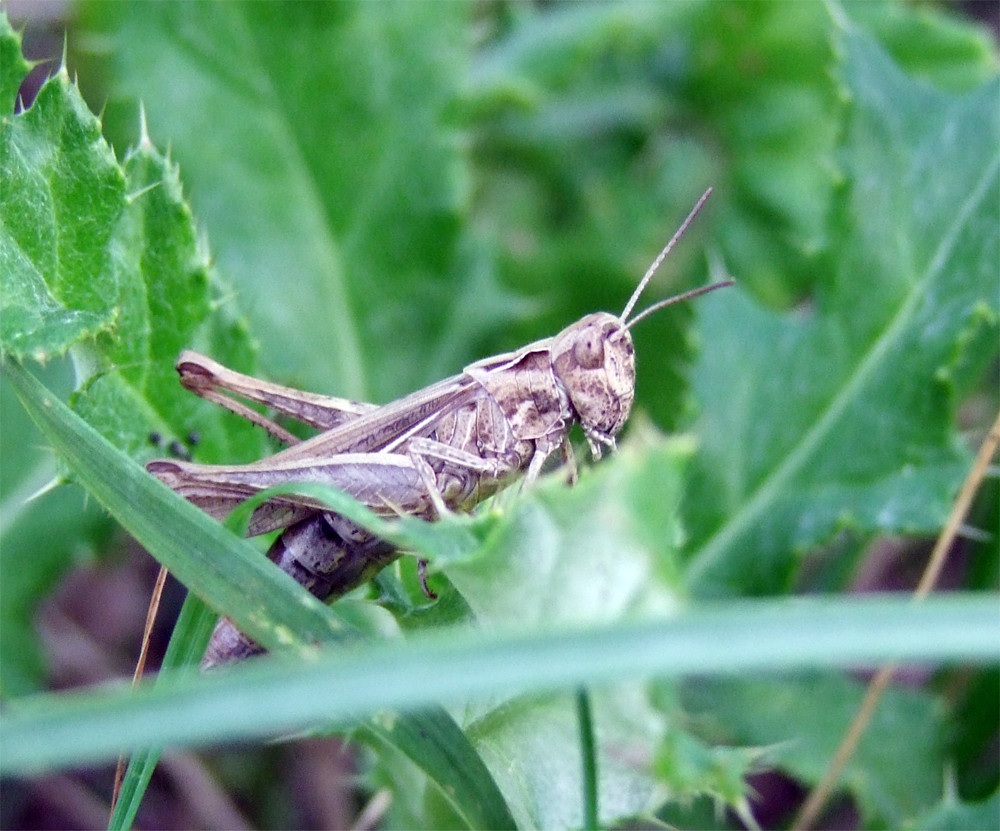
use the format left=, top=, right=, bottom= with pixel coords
left=147, top=189, right=732, bottom=666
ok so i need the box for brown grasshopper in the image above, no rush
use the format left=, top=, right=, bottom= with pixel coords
left=147, top=189, right=732, bottom=666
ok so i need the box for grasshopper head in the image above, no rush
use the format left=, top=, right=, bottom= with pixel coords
left=548, top=189, right=731, bottom=461
left=551, top=312, right=635, bottom=458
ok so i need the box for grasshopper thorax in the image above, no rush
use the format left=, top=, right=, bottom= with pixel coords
left=550, top=312, right=635, bottom=458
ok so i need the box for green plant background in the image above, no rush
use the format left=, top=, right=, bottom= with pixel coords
left=1, top=1, right=998, bottom=829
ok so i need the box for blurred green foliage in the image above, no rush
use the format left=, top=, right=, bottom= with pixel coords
left=2, top=2, right=997, bottom=828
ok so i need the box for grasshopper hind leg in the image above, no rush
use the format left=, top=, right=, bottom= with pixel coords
left=202, top=616, right=266, bottom=668
left=202, top=513, right=400, bottom=668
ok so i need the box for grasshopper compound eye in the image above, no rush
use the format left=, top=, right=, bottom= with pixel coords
left=572, top=327, right=605, bottom=369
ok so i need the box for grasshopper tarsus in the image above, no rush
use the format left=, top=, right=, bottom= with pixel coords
left=149, top=190, right=731, bottom=666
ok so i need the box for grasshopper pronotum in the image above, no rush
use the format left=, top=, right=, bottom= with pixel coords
left=147, top=188, right=732, bottom=666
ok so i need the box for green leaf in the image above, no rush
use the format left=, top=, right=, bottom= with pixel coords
left=361, top=708, right=518, bottom=831
left=684, top=22, right=1000, bottom=595
left=682, top=673, right=947, bottom=825
left=442, top=429, right=692, bottom=626
left=5, top=346, right=993, bottom=827
left=0, top=13, right=32, bottom=111
left=910, top=790, right=1000, bottom=831
left=0, top=357, right=114, bottom=696
left=848, top=1, right=1000, bottom=92
left=0, top=445, right=113, bottom=696
left=1, top=66, right=123, bottom=360
left=1, top=15, right=264, bottom=462
left=76, top=1, right=508, bottom=401
left=464, top=687, right=667, bottom=830
left=441, top=434, right=692, bottom=829
left=3, top=594, right=996, bottom=773
left=653, top=730, right=759, bottom=820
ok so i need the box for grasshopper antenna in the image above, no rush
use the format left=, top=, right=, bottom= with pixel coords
left=624, top=278, right=734, bottom=331
left=620, top=187, right=715, bottom=324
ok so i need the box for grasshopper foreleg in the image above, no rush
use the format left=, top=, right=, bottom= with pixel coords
left=523, top=437, right=564, bottom=488
left=559, top=437, right=578, bottom=486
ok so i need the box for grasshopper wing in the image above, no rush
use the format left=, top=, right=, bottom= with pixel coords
left=148, top=452, right=433, bottom=536
left=148, top=372, right=483, bottom=535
